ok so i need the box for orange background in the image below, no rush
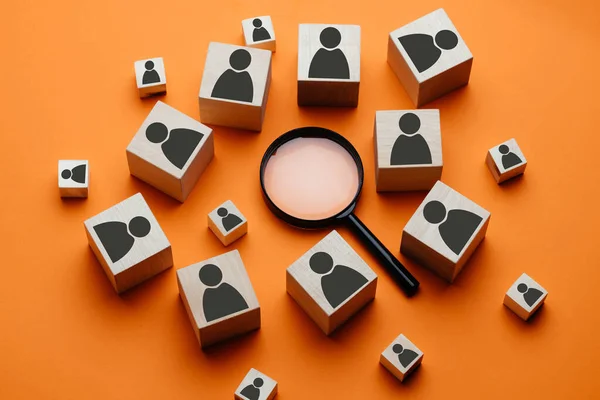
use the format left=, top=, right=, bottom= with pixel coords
left=1, top=0, right=599, bottom=398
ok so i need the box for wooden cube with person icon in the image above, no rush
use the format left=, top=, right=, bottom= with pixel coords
left=208, top=200, right=248, bottom=246
left=199, top=42, right=272, bottom=131
left=486, top=138, right=527, bottom=183
left=286, top=230, right=377, bottom=335
left=177, top=250, right=260, bottom=348
left=503, top=273, right=547, bottom=321
left=58, top=159, right=89, bottom=198
left=387, top=8, right=473, bottom=107
left=242, top=16, right=276, bottom=52
left=234, top=368, right=278, bottom=400
left=401, top=181, right=490, bottom=282
left=380, top=333, right=424, bottom=382
left=134, top=57, right=166, bottom=98
left=297, top=24, right=361, bottom=107
left=374, top=110, right=443, bottom=191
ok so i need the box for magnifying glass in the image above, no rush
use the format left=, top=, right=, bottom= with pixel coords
left=259, top=127, right=419, bottom=297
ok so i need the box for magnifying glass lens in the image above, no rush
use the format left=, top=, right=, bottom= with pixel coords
left=263, top=137, right=360, bottom=221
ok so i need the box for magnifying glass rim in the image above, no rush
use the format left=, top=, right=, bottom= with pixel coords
left=259, top=126, right=365, bottom=229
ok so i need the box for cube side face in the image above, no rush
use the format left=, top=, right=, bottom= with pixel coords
left=488, top=139, right=527, bottom=183
left=127, top=150, right=182, bottom=201
left=59, top=160, right=89, bottom=198
left=113, top=246, right=173, bottom=293
left=199, top=307, right=260, bottom=348
left=177, top=275, right=202, bottom=343
left=85, top=225, right=118, bottom=291
left=134, top=57, right=167, bottom=97
left=387, top=35, right=419, bottom=106
left=297, top=80, right=359, bottom=107
left=418, top=58, right=472, bottom=107
left=235, top=368, right=278, bottom=400
left=380, top=334, right=424, bottom=382
left=198, top=97, right=263, bottom=131
left=504, top=273, right=547, bottom=320
left=286, top=270, right=330, bottom=334
left=485, top=151, right=502, bottom=183
left=180, top=131, right=214, bottom=201
left=242, top=16, right=276, bottom=52
left=400, top=230, right=455, bottom=282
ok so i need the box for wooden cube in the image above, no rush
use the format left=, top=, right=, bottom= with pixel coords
left=59, top=160, right=89, bottom=198
left=374, top=110, right=442, bottom=192
left=134, top=57, right=166, bottom=98
left=297, top=24, right=361, bottom=107
left=126, top=100, right=214, bottom=202
left=234, top=368, right=278, bottom=400
left=84, top=193, right=173, bottom=293
left=286, top=230, right=377, bottom=335
left=387, top=8, right=472, bottom=107
left=401, top=181, right=490, bottom=282
left=504, top=273, right=547, bottom=321
left=177, top=250, right=260, bottom=348
left=199, top=42, right=272, bottom=131
left=486, top=138, right=527, bottom=184
left=208, top=200, right=247, bottom=246
left=242, top=16, right=276, bottom=52
left=380, top=333, right=423, bottom=382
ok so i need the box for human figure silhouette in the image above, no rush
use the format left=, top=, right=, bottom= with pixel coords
left=517, top=283, right=544, bottom=307
left=61, top=164, right=87, bottom=184
left=217, top=207, right=243, bottom=232
left=142, top=60, right=161, bottom=84
left=390, top=113, right=432, bottom=165
left=93, top=216, right=151, bottom=263
left=498, top=144, right=523, bottom=170
left=308, top=27, right=350, bottom=79
left=309, top=252, right=368, bottom=309
left=145, top=122, right=204, bottom=170
left=398, top=30, right=459, bottom=73
left=211, top=49, right=254, bottom=103
left=423, top=200, right=483, bottom=256
left=392, top=344, right=419, bottom=368
left=252, top=18, right=271, bottom=42
left=199, top=264, right=249, bottom=322
left=240, top=377, right=263, bottom=400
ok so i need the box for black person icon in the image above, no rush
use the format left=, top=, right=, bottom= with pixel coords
left=199, top=263, right=249, bottom=322
left=145, top=122, right=204, bottom=170
left=517, top=283, right=544, bottom=307
left=142, top=60, right=161, bottom=84
left=240, top=378, right=263, bottom=400
left=390, top=113, right=432, bottom=165
left=211, top=49, right=254, bottom=103
left=499, top=144, right=523, bottom=170
left=93, top=216, right=151, bottom=263
left=393, top=343, right=419, bottom=368
left=308, top=27, right=350, bottom=79
left=217, top=207, right=243, bottom=232
left=309, top=252, right=368, bottom=309
left=398, top=29, right=459, bottom=73
left=252, top=18, right=271, bottom=42
left=423, top=200, right=483, bottom=256
left=61, top=164, right=86, bottom=184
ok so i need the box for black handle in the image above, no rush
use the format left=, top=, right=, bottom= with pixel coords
left=345, top=212, right=419, bottom=297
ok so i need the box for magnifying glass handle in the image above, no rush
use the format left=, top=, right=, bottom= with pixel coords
left=346, top=213, right=419, bottom=297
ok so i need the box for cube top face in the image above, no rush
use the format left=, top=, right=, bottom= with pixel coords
left=375, top=110, right=442, bottom=170
left=242, top=16, right=275, bottom=45
left=506, top=273, right=547, bottom=312
left=404, top=181, right=490, bottom=263
left=199, top=42, right=272, bottom=107
left=489, top=138, right=527, bottom=174
left=84, top=193, right=171, bottom=276
left=126, top=101, right=213, bottom=180
left=134, top=57, right=166, bottom=88
left=287, top=230, right=377, bottom=315
left=176, top=249, right=259, bottom=329
left=235, top=368, right=277, bottom=400
left=389, top=8, right=472, bottom=83
left=381, top=334, right=423, bottom=374
left=209, top=200, right=246, bottom=237
left=58, top=160, right=88, bottom=188
left=298, top=24, right=361, bottom=83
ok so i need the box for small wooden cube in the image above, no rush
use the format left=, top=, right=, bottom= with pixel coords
left=208, top=200, right=247, bottom=246
left=177, top=250, right=260, bottom=348
left=286, top=230, right=377, bottom=335
left=126, top=100, right=214, bottom=202
left=234, top=368, right=278, bottom=400
left=134, top=57, right=166, bottom=98
left=297, top=24, right=361, bottom=107
left=199, top=42, right=272, bottom=131
left=84, top=193, right=173, bottom=293
left=486, top=138, right=527, bottom=184
left=380, top=334, right=424, bottom=382
left=504, top=273, right=547, bottom=321
left=388, top=8, right=472, bottom=107
left=242, top=16, right=276, bottom=52
left=401, top=181, right=490, bottom=282
left=374, top=110, right=442, bottom=192
left=58, top=160, right=89, bottom=198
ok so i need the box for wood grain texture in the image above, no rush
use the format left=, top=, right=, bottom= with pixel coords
left=234, top=368, right=278, bottom=400
left=207, top=200, right=248, bottom=246
left=503, top=273, right=548, bottom=321
left=374, top=110, right=443, bottom=191
left=380, top=333, right=423, bottom=382
left=58, top=159, right=88, bottom=198
left=242, top=16, right=276, bottom=52
left=134, top=57, right=166, bottom=98
left=83, top=192, right=173, bottom=293
left=486, top=138, right=527, bottom=183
